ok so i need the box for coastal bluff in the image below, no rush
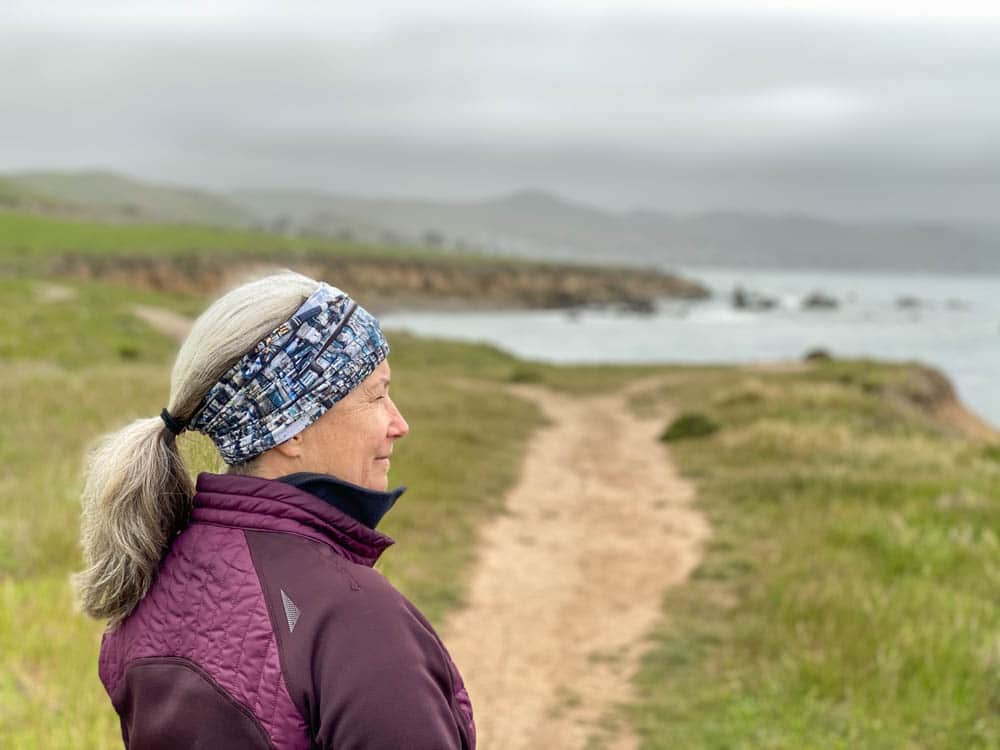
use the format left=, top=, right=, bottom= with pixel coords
left=47, top=252, right=709, bottom=311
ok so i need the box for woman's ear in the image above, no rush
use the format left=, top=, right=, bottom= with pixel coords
left=272, top=433, right=304, bottom=460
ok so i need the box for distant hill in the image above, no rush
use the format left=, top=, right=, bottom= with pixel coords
left=231, top=187, right=635, bottom=260
left=634, top=210, right=1000, bottom=273
left=1, top=170, right=254, bottom=228
left=0, top=175, right=75, bottom=212
left=232, top=187, right=1000, bottom=274
left=4, top=170, right=996, bottom=273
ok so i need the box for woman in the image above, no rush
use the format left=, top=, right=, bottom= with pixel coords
left=75, top=270, right=476, bottom=749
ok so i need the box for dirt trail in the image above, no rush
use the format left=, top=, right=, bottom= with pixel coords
left=132, top=305, right=193, bottom=342
left=34, top=282, right=78, bottom=303
left=443, top=383, right=709, bottom=750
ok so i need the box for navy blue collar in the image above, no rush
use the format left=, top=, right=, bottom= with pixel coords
left=275, top=472, right=405, bottom=530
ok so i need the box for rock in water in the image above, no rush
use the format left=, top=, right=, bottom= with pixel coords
left=802, top=291, right=839, bottom=310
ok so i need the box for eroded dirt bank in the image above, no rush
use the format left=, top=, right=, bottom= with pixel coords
left=45, top=253, right=708, bottom=312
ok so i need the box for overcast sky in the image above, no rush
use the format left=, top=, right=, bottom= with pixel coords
left=3, top=1, right=999, bottom=223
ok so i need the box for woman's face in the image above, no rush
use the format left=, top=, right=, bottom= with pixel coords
left=297, top=360, right=409, bottom=490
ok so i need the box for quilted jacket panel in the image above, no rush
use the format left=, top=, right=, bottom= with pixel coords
left=99, top=523, right=309, bottom=749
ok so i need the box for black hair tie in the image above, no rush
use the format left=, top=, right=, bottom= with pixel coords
left=160, top=408, right=188, bottom=436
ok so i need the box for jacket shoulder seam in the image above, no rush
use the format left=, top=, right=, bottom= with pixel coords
left=194, top=520, right=363, bottom=562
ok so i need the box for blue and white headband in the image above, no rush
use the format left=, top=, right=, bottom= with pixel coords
left=161, top=283, right=389, bottom=464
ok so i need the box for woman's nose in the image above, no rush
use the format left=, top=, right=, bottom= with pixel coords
left=388, top=399, right=410, bottom=438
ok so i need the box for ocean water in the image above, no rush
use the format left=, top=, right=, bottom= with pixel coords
left=380, top=268, right=1000, bottom=427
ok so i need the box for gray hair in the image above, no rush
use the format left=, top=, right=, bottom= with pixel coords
left=74, top=269, right=320, bottom=627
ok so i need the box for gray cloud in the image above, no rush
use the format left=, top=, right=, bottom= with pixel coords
left=2, top=3, right=999, bottom=222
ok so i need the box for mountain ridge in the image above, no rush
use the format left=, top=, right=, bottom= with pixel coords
left=3, top=169, right=996, bottom=274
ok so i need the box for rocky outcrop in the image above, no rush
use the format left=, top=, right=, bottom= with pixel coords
left=895, top=295, right=923, bottom=309
left=891, top=367, right=999, bottom=441
left=801, top=291, right=839, bottom=310
left=731, top=286, right=777, bottom=311
left=841, top=363, right=1000, bottom=442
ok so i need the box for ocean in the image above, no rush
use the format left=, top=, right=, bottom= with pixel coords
left=380, top=267, right=1000, bottom=427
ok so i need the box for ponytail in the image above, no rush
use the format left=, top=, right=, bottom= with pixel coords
left=73, top=417, right=193, bottom=627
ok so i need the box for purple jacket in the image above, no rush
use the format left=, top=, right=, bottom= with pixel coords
left=99, top=473, right=476, bottom=749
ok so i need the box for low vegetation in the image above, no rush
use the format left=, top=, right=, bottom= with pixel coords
left=660, top=412, right=720, bottom=442
left=623, top=364, right=1000, bottom=748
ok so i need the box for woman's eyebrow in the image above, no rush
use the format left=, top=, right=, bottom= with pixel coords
left=365, top=378, right=391, bottom=395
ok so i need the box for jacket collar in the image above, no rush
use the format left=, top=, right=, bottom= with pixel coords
left=192, top=473, right=395, bottom=567
left=275, top=472, right=404, bottom=530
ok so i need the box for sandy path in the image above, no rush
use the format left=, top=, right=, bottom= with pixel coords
left=443, top=383, right=709, bottom=750
left=35, top=282, right=78, bottom=303
left=132, top=305, right=193, bottom=342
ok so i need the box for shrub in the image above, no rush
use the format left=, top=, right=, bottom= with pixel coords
left=660, top=412, right=720, bottom=442
left=507, top=366, right=543, bottom=383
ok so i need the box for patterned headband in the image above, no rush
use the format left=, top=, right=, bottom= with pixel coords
left=182, top=282, right=389, bottom=464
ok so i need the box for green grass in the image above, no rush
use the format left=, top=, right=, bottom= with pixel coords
left=0, top=576, right=122, bottom=749
left=622, top=364, right=1000, bottom=749
left=4, top=270, right=999, bottom=748
left=0, top=359, right=176, bottom=747
left=0, top=209, right=602, bottom=272
left=0, top=209, right=438, bottom=276
left=0, top=277, right=201, bottom=369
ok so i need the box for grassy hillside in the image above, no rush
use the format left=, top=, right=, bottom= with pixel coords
left=0, top=209, right=390, bottom=264
left=0, top=178, right=47, bottom=208
left=619, top=365, right=1000, bottom=748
